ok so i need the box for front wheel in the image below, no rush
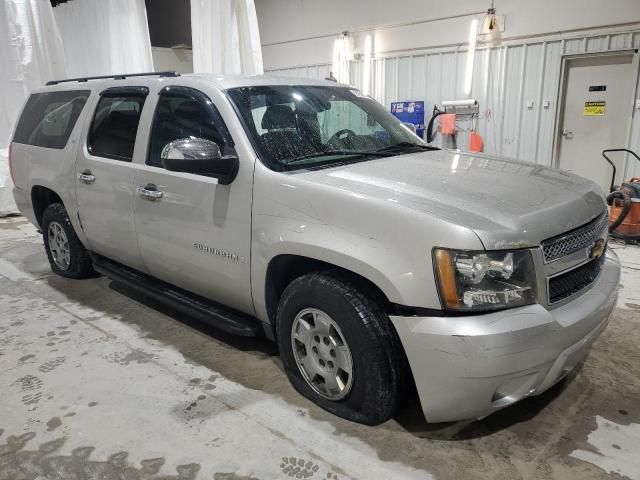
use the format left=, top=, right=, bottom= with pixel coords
left=276, top=272, right=407, bottom=425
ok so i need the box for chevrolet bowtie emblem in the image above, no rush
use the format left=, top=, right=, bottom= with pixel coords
left=589, top=238, right=606, bottom=260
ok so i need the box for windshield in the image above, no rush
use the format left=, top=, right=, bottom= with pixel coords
left=227, top=85, right=430, bottom=171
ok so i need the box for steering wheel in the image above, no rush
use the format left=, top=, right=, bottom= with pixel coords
left=328, top=129, right=357, bottom=147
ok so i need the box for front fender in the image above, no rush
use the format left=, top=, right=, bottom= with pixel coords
left=252, top=234, right=407, bottom=324
left=250, top=163, right=484, bottom=324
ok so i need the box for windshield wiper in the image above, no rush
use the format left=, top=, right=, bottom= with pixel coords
left=376, top=142, right=439, bottom=152
left=286, top=150, right=394, bottom=165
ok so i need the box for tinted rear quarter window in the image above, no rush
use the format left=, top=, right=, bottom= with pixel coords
left=13, top=90, right=90, bottom=149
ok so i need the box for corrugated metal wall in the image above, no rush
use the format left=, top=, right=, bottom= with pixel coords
left=266, top=30, right=640, bottom=180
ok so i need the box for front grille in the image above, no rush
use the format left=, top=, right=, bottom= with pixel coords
left=541, top=212, right=608, bottom=263
left=548, top=255, right=605, bottom=303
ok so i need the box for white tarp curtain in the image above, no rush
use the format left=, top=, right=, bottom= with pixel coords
left=0, top=0, right=67, bottom=215
left=191, top=0, right=263, bottom=75
left=53, top=0, right=154, bottom=77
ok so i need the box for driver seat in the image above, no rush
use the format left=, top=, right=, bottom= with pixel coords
left=259, top=105, right=316, bottom=161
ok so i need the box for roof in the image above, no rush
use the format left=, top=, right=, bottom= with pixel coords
left=187, top=73, right=345, bottom=90
left=37, top=71, right=347, bottom=93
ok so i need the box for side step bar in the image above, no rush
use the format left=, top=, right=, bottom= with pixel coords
left=91, top=254, right=264, bottom=337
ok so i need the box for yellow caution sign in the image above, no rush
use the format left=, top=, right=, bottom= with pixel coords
left=584, top=101, right=605, bottom=116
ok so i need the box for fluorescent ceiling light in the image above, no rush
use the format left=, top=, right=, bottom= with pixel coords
left=362, top=35, right=372, bottom=95
left=464, top=19, right=478, bottom=96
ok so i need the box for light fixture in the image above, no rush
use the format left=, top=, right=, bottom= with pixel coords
left=362, top=35, right=372, bottom=95
left=483, top=1, right=502, bottom=46
left=332, top=32, right=353, bottom=84
left=463, top=19, right=478, bottom=96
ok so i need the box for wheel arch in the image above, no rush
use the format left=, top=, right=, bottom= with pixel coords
left=31, top=185, right=64, bottom=228
left=264, top=253, right=397, bottom=328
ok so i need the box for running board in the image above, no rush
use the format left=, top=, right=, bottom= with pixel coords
left=91, top=254, right=264, bottom=337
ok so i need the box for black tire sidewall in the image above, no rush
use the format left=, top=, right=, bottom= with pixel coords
left=277, top=273, right=401, bottom=425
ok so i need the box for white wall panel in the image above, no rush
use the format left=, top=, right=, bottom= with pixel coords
left=537, top=41, right=562, bottom=166
left=586, top=36, right=608, bottom=52
left=501, top=46, right=524, bottom=158
left=410, top=56, right=426, bottom=102
left=518, top=43, right=543, bottom=162
left=610, top=32, right=633, bottom=50
left=425, top=54, right=442, bottom=110
left=266, top=29, right=640, bottom=176
left=257, top=0, right=640, bottom=69
left=397, top=57, right=412, bottom=100
left=564, top=38, right=585, bottom=55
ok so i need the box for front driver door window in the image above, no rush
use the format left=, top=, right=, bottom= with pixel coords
left=146, top=87, right=235, bottom=169
left=133, top=86, right=254, bottom=315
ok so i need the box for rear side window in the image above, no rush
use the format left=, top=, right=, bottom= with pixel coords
left=88, top=87, right=148, bottom=162
left=13, top=90, right=90, bottom=149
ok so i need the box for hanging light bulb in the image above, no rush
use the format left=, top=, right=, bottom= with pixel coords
left=484, top=1, right=502, bottom=47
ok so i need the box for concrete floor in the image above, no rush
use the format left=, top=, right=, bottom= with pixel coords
left=1, top=215, right=639, bottom=480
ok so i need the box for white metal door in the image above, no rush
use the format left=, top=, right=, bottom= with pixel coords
left=557, top=52, right=636, bottom=192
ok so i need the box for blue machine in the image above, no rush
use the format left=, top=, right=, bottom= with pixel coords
left=390, top=101, right=425, bottom=139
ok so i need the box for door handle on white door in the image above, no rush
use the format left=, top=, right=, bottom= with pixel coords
left=136, top=184, right=163, bottom=201
left=561, top=129, right=574, bottom=139
left=78, top=170, right=96, bottom=184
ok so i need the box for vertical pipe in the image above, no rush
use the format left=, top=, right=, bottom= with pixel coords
left=438, top=53, right=444, bottom=106
left=423, top=54, right=428, bottom=109
left=453, top=51, right=458, bottom=99
left=498, top=46, right=509, bottom=156
left=362, top=35, right=372, bottom=95
left=408, top=56, right=413, bottom=100
left=515, top=44, right=528, bottom=159
left=533, top=42, right=548, bottom=164
left=481, top=47, right=490, bottom=143
left=464, top=18, right=479, bottom=96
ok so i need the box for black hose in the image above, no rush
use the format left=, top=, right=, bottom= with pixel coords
left=607, top=190, right=632, bottom=233
left=426, top=107, right=444, bottom=144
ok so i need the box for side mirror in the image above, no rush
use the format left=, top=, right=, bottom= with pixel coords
left=161, top=138, right=239, bottom=185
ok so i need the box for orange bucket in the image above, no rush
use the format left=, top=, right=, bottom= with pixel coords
left=469, top=131, right=484, bottom=152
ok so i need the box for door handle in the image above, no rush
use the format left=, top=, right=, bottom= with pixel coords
left=561, top=129, right=573, bottom=139
left=78, top=170, right=95, bottom=184
left=136, top=184, right=163, bottom=201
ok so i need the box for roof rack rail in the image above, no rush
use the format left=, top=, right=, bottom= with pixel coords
left=46, top=71, right=180, bottom=86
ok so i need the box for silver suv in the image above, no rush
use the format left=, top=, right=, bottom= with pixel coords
left=10, top=72, right=620, bottom=425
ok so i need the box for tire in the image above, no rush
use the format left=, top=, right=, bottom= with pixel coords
left=276, top=271, right=407, bottom=425
left=42, top=203, right=95, bottom=279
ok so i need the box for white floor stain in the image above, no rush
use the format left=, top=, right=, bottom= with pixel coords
left=610, top=241, right=640, bottom=309
left=570, top=416, right=640, bottom=480
left=0, top=222, right=432, bottom=479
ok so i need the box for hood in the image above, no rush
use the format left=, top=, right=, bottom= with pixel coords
left=299, top=150, right=607, bottom=249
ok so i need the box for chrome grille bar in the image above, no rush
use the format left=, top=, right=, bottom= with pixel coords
left=541, top=212, right=608, bottom=264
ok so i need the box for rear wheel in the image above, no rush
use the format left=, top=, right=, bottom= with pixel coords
left=42, top=203, right=95, bottom=279
left=277, top=271, right=406, bottom=425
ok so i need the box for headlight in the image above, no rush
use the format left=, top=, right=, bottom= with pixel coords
left=433, top=248, right=537, bottom=312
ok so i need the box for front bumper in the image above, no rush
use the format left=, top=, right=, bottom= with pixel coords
left=391, top=250, right=621, bottom=423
